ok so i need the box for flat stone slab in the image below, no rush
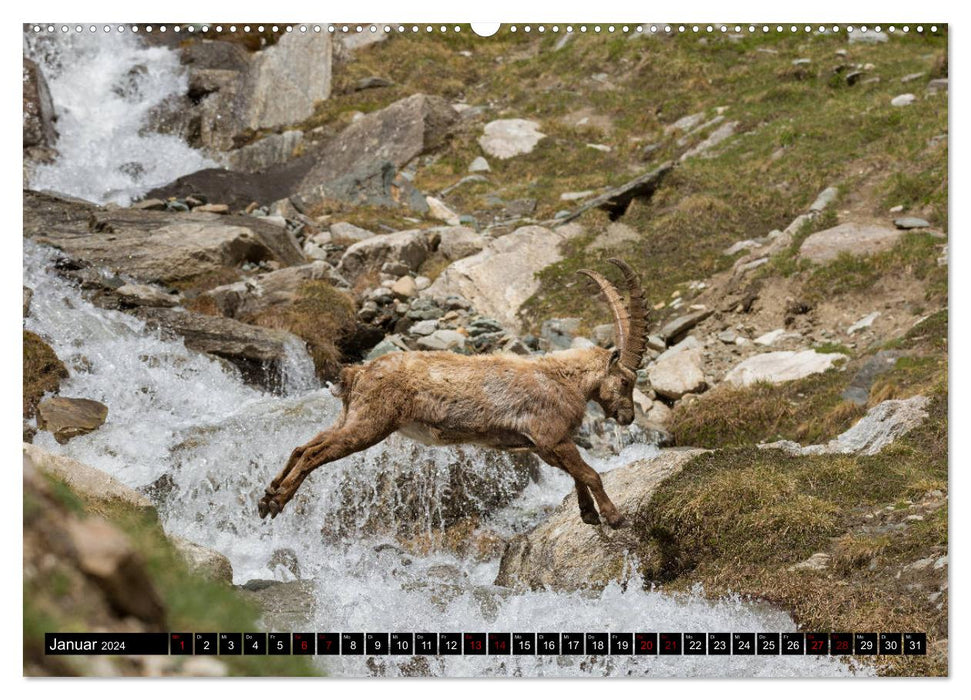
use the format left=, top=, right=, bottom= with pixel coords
left=799, top=222, right=907, bottom=263
left=478, top=119, right=545, bottom=159
left=724, top=350, right=846, bottom=387
left=761, top=396, right=929, bottom=456
left=37, top=397, right=108, bottom=444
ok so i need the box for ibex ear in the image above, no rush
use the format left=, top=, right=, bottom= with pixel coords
left=609, top=349, right=621, bottom=367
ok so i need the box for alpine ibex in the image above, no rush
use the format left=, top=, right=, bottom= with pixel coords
left=258, top=258, right=650, bottom=529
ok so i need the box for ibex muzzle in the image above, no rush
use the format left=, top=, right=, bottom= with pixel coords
left=259, top=258, right=650, bottom=529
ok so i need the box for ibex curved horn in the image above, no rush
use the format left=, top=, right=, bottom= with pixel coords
left=576, top=267, right=630, bottom=360
left=608, top=258, right=649, bottom=370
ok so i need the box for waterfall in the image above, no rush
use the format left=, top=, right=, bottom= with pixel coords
left=24, top=31, right=215, bottom=206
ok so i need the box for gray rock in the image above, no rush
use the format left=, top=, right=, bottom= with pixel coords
left=426, top=196, right=461, bottom=226
left=23, top=286, right=33, bottom=318
left=23, top=443, right=155, bottom=515
left=134, top=307, right=307, bottom=391
left=656, top=335, right=702, bottom=362
left=23, top=58, right=58, bottom=148
left=391, top=275, right=417, bottom=299
left=927, top=78, right=948, bottom=93
left=37, top=397, right=108, bottom=444
left=557, top=161, right=674, bottom=223
left=799, top=222, right=908, bottom=263
left=416, top=329, right=466, bottom=351
left=114, top=283, right=181, bottom=308
left=723, top=239, right=762, bottom=256
left=408, top=319, right=439, bottom=336
left=330, top=222, right=377, bottom=242
left=841, top=350, right=902, bottom=405
left=495, top=449, right=707, bottom=591
left=658, top=309, right=713, bottom=343
left=891, top=93, right=916, bottom=107
left=240, top=32, right=332, bottom=131
left=648, top=348, right=707, bottom=400
left=424, top=225, right=584, bottom=332
left=848, top=311, right=880, bottom=334
left=789, top=553, right=831, bottom=572
left=717, top=329, right=737, bottom=344
left=724, top=350, right=846, bottom=387
left=478, top=119, right=545, bottom=159
left=848, top=31, right=888, bottom=44
left=762, top=396, right=930, bottom=457
left=295, top=94, right=457, bottom=211
left=664, top=112, right=705, bottom=133
left=170, top=536, right=233, bottom=584
left=680, top=121, right=738, bottom=160
left=541, top=318, right=582, bottom=351
left=809, top=186, right=839, bottom=212
left=204, top=262, right=347, bottom=319
left=437, top=226, right=486, bottom=261
left=381, top=261, right=410, bottom=277
left=894, top=217, right=931, bottom=230
left=224, top=130, right=304, bottom=173
left=468, top=156, right=491, bottom=173
left=25, top=191, right=304, bottom=284
left=365, top=335, right=409, bottom=360
left=339, top=229, right=439, bottom=284
left=591, top=323, right=616, bottom=348
left=237, top=579, right=316, bottom=631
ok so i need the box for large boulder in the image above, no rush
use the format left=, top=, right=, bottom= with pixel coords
left=799, top=222, right=908, bottom=263
left=133, top=308, right=308, bottom=391
left=495, top=449, right=706, bottom=591
left=24, top=191, right=304, bottom=285
left=292, top=94, right=457, bottom=211
left=23, top=443, right=156, bottom=515
left=724, top=350, right=846, bottom=387
left=240, top=32, right=332, bottom=131
left=424, top=224, right=584, bottom=331
left=648, top=348, right=707, bottom=400
left=338, top=229, right=440, bottom=284
left=36, top=397, right=108, bottom=444
left=762, top=396, right=930, bottom=456
left=23, top=58, right=57, bottom=148
left=224, top=131, right=305, bottom=173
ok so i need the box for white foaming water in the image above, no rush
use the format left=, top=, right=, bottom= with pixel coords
left=24, top=241, right=868, bottom=678
left=25, top=32, right=215, bottom=206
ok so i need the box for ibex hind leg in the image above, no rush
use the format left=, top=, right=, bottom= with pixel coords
left=259, top=416, right=394, bottom=519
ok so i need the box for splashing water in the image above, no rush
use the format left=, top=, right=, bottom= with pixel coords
left=24, top=31, right=215, bottom=206
left=24, top=241, right=869, bottom=678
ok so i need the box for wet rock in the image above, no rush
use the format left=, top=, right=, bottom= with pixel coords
left=894, top=216, right=931, bottom=230
left=133, top=308, right=306, bottom=391
left=23, top=58, right=58, bottom=149
left=478, top=119, right=545, bottom=159
left=66, top=517, right=166, bottom=623
left=237, top=579, right=316, bottom=631
left=424, top=224, right=584, bottom=331
left=338, top=229, right=439, bottom=284
left=496, top=449, right=707, bottom=591
left=170, top=536, right=233, bottom=584
left=724, top=350, right=846, bottom=387
left=294, top=94, right=457, bottom=210
left=762, top=396, right=930, bottom=457
left=23, top=286, right=33, bottom=317
left=799, top=222, right=907, bottom=263
left=23, top=443, right=156, bottom=515
left=648, top=348, right=706, bottom=400
left=241, top=32, right=332, bottom=131
left=37, top=397, right=108, bottom=444
left=25, top=191, right=304, bottom=283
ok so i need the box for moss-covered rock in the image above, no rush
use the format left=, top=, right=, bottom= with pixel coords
left=23, top=330, right=68, bottom=441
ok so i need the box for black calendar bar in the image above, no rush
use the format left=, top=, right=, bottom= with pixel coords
left=43, top=631, right=928, bottom=656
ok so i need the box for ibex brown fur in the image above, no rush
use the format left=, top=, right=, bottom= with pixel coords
left=258, top=258, right=650, bottom=529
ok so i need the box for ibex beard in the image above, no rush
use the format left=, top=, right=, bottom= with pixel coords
left=259, top=258, right=650, bottom=530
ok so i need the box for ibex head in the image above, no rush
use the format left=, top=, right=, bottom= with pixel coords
left=578, top=259, right=650, bottom=426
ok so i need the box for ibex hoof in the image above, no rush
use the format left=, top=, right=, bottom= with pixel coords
left=268, top=499, right=281, bottom=517
left=580, top=511, right=601, bottom=526
left=607, top=515, right=629, bottom=530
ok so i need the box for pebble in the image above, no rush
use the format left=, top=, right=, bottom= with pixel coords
left=891, top=93, right=916, bottom=107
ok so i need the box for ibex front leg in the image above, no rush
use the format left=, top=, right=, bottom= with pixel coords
left=258, top=415, right=393, bottom=519
left=540, top=441, right=628, bottom=529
